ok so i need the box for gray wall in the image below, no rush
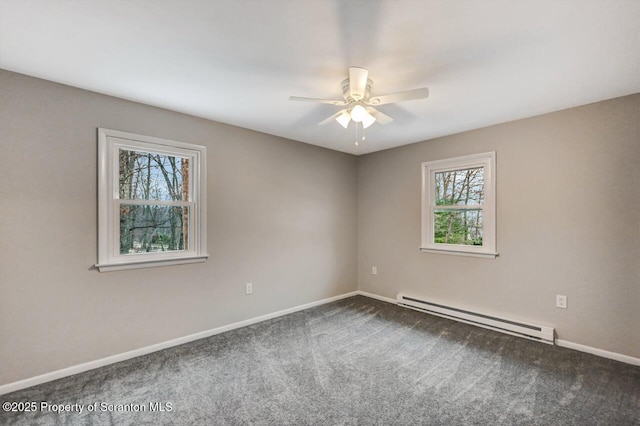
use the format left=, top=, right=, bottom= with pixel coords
left=0, top=70, right=358, bottom=386
left=358, top=94, right=640, bottom=359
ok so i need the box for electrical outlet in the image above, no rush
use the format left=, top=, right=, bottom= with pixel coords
left=556, top=294, right=567, bottom=309
left=372, top=266, right=377, bottom=275
left=245, top=283, right=253, bottom=295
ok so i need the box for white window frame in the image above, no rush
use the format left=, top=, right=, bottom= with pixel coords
left=96, top=128, right=208, bottom=272
left=420, top=151, right=497, bottom=258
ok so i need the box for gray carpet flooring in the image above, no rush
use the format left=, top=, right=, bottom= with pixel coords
left=1, top=295, right=639, bottom=425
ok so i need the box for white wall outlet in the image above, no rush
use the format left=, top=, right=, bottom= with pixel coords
left=245, top=283, right=253, bottom=295
left=372, top=266, right=377, bottom=275
left=556, top=294, right=567, bottom=309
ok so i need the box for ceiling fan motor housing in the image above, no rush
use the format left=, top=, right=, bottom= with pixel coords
left=341, top=78, right=373, bottom=102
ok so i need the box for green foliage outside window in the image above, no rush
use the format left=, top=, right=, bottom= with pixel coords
left=434, top=167, right=484, bottom=246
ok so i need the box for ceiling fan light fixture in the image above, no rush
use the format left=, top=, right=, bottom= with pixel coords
left=362, top=112, right=376, bottom=128
left=350, top=104, right=367, bottom=122
left=290, top=67, right=429, bottom=134
left=336, top=111, right=351, bottom=128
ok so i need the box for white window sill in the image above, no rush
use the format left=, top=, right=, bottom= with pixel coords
left=419, top=248, right=498, bottom=259
left=96, top=255, right=209, bottom=272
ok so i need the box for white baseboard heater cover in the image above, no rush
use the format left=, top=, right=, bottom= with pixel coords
left=397, top=294, right=555, bottom=345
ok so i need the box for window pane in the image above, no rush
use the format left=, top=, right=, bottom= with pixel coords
left=119, top=149, right=190, bottom=201
left=120, top=204, right=189, bottom=254
left=435, top=167, right=484, bottom=206
left=434, top=209, right=483, bottom=246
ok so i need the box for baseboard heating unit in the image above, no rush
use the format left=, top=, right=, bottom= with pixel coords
left=397, top=293, right=555, bottom=345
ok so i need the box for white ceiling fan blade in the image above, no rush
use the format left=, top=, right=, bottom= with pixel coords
left=368, top=87, right=429, bottom=106
left=367, top=108, right=394, bottom=125
left=289, top=96, right=346, bottom=106
left=349, top=67, right=369, bottom=101
left=318, top=109, right=349, bottom=126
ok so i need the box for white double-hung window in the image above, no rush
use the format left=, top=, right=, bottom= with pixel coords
left=97, top=128, right=208, bottom=271
left=421, top=152, right=497, bottom=258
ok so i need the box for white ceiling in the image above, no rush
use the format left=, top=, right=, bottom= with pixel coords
left=1, top=0, right=638, bottom=155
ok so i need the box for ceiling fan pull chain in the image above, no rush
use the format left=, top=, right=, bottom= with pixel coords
left=355, top=122, right=359, bottom=146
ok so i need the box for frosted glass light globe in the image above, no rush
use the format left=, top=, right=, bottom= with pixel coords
left=350, top=104, right=367, bottom=122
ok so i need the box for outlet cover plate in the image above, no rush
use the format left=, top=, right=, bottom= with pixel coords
left=556, top=294, right=567, bottom=309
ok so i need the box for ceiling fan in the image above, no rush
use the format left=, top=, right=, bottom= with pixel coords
left=290, top=67, right=429, bottom=130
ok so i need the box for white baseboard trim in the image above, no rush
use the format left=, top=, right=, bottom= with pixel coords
left=0, top=290, right=359, bottom=396
left=556, top=339, right=640, bottom=366
left=356, top=290, right=396, bottom=304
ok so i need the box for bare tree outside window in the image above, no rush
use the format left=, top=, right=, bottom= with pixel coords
left=434, top=167, right=484, bottom=245
left=118, top=149, right=190, bottom=254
